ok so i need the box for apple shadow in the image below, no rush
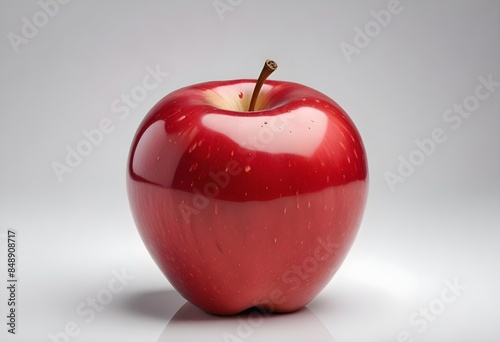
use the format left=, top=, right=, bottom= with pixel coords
left=123, top=289, right=187, bottom=321
left=158, top=302, right=335, bottom=342
left=123, top=289, right=335, bottom=341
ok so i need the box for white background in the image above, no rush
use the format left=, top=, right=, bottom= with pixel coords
left=1, top=0, right=499, bottom=341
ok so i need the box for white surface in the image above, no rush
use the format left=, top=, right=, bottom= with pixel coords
left=1, top=1, right=499, bottom=341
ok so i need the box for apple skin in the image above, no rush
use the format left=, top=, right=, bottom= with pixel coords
left=127, top=79, right=368, bottom=315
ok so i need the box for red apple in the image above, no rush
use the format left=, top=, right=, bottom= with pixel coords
left=127, top=61, right=368, bottom=315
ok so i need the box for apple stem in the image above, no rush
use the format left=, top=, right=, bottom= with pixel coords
left=248, top=59, right=278, bottom=111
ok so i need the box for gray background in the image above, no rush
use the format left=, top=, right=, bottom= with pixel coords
left=1, top=0, right=499, bottom=341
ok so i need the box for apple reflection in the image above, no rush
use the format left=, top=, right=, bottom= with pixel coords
left=158, top=302, right=335, bottom=342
